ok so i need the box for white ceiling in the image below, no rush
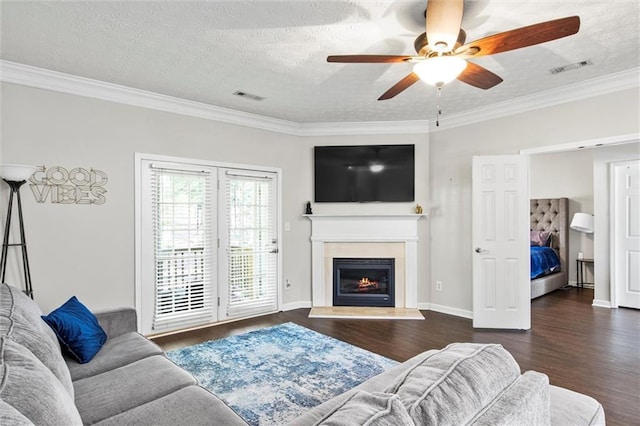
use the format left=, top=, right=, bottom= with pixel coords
left=1, top=1, right=638, bottom=124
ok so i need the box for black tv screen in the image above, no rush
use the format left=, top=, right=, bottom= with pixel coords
left=314, top=144, right=415, bottom=202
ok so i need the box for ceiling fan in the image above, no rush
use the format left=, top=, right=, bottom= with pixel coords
left=327, top=0, right=580, bottom=100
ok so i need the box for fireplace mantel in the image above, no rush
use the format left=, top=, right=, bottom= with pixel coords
left=304, top=214, right=426, bottom=242
left=305, top=213, right=425, bottom=308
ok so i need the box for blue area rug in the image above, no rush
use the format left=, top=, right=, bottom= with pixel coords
left=166, top=322, right=398, bottom=425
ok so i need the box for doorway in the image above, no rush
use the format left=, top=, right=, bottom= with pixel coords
left=524, top=138, right=640, bottom=308
left=611, top=160, right=640, bottom=309
left=529, top=149, right=594, bottom=293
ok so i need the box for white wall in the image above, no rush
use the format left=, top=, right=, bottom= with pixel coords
left=429, top=87, right=640, bottom=314
left=2, top=80, right=638, bottom=318
left=0, top=82, right=428, bottom=314
left=530, top=149, right=594, bottom=285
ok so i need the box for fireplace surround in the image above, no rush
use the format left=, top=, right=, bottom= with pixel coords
left=306, top=214, right=425, bottom=309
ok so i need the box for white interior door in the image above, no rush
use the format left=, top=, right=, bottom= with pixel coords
left=472, top=155, right=530, bottom=329
left=612, top=160, right=640, bottom=309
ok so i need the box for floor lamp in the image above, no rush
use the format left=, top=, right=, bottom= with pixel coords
left=0, top=164, right=39, bottom=299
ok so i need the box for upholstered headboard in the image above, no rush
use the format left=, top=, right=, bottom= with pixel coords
left=530, top=198, right=569, bottom=271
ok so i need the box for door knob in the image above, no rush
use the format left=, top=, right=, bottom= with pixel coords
left=475, top=247, right=488, bottom=254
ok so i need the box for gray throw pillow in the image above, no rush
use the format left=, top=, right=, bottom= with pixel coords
left=385, top=343, right=521, bottom=425
left=0, top=283, right=74, bottom=398
left=0, top=400, right=34, bottom=426
left=315, top=391, right=415, bottom=426
left=0, top=337, right=82, bottom=425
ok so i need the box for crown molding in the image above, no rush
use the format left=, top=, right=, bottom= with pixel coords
left=298, top=120, right=430, bottom=136
left=0, top=61, right=303, bottom=135
left=432, top=67, right=640, bottom=131
left=1, top=60, right=638, bottom=136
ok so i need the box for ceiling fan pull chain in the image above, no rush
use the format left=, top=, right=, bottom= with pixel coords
left=436, top=86, right=443, bottom=127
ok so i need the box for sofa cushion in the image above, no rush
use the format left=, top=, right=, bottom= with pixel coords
left=385, top=343, right=521, bottom=425
left=66, top=331, right=163, bottom=380
left=468, top=371, right=550, bottom=425
left=42, top=296, right=107, bottom=364
left=0, top=337, right=82, bottom=425
left=73, top=354, right=197, bottom=424
left=0, top=283, right=74, bottom=398
left=315, top=391, right=415, bottom=426
left=93, top=385, right=248, bottom=426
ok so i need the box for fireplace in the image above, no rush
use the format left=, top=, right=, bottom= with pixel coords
left=333, top=258, right=395, bottom=307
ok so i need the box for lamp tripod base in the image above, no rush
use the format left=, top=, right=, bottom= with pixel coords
left=0, top=179, right=34, bottom=299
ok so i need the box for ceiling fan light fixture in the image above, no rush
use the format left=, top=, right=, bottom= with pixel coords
left=413, top=56, right=467, bottom=86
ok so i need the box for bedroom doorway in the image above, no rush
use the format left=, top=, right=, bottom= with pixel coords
left=529, top=150, right=593, bottom=296
left=523, top=136, right=640, bottom=310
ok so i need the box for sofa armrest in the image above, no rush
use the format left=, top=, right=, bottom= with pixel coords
left=469, top=370, right=550, bottom=425
left=94, top=307, right=138, bottom=338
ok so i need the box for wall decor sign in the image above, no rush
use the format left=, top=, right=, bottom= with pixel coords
left=29, top=166, right=108, bottom=205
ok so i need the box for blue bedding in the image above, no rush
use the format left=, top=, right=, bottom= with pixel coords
left=531, top=246, right=561, bottom=279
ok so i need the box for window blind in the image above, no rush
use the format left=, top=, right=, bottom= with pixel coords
left=150, top=166, right=214, bottom=331
left=225, top=172, right=277, bottom=317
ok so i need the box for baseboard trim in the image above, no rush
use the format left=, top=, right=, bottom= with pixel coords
left=592, top=299, right=612, bottom=308
left=423, top=303, right=473, bottom=319
left=281, top=301, right=312, bottom=311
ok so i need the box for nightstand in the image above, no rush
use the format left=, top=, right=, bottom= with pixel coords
left=576, top=258, right=594, bottom=288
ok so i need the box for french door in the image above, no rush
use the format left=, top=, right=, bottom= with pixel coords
left=137, top=156, right=280, bottom=335
left=218, top=169, right=279, bottom=320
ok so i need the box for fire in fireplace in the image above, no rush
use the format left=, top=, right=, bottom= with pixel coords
left=333, top=258, right=395, bottom=307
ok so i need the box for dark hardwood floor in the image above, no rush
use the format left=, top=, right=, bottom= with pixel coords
left=153, top=288, right=640, bottom=426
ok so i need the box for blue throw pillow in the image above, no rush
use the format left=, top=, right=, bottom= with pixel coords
left=41, top=296, right=107, bottom=364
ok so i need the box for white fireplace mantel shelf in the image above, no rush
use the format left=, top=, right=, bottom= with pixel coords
left=306, top=213, right=425, bottom=309
left=303, top=213, right=427, bottom=220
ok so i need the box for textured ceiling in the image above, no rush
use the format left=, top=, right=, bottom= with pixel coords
left=1, top=1, right=638, bottom=124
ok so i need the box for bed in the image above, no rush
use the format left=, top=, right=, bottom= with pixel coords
left=530, top=198, right=569, bottom=299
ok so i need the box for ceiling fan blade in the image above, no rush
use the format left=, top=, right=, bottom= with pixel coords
left=327, top=55, right=413, bottom=63
left=457, top=16, right=580, bottom=57
left=378, top=72, right=421, bottom=100
left=457, top=62, right=503, bottom=89
left=426, top=0, right=464, bottom=53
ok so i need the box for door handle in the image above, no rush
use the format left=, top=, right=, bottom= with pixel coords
left=269, top=248, right=279, bottom=254
left=475, top=247, right=489, bottom=254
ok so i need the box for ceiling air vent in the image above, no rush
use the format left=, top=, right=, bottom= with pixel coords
left=233, top=90, right=265, bottom=101
left=550, top=60, right=593, bottom=75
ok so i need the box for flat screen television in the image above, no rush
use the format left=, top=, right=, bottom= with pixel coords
left=314, top=144, right=415, bottom=202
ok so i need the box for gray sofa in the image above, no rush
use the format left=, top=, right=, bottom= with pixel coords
left=1, top=282, right=605, bottom=425
left=0, top=283, right=246, bottom=425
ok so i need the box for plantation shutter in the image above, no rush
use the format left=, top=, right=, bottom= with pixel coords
left=225, top=171, right=278, bottom=318
left=151, top=165, right=215, bottom=331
